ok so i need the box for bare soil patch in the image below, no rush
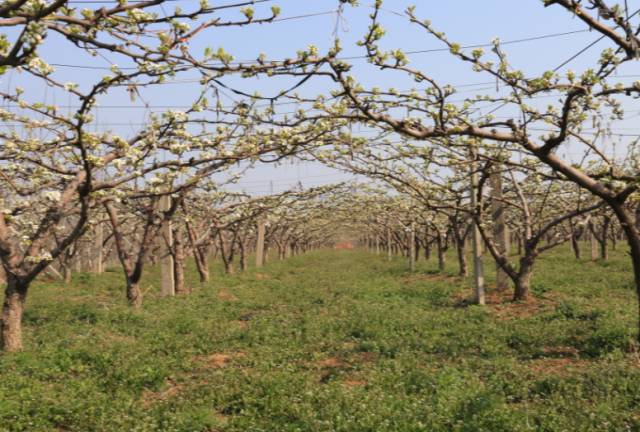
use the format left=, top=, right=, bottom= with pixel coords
left=527, top=357, right=590, bottom=376
left=343, top=378, right=368, bottom=388
left=334, top=242, right=354, bottom=250
left=141, top=378, right=183, bottom=407
left=198, top=352, right=246, bottom=369
left=217, top=289, right=238, bottom=302
left=316, top=357, right=344, bottom=368
left=492, top=294, right=558, bottom=321
left=453, top=289, right=560, bottom=320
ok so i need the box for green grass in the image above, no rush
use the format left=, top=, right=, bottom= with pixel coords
left=1, top=246, right=639, bottom=431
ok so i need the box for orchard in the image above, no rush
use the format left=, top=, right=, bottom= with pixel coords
left=0, top=1, right=639, bottom=430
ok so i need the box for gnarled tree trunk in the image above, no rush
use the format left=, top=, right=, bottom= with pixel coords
left=514, top=256, right=535, bottom=301
left=456, top=241, right=467, bottom=277
left=1, top=277, right=27, bottom=352
left=186, top=220, right=209, bottom=283
left=571, top=229, right=581, bottom=260
left=126, top=279, right=142, bottom=308
left=193, top=250, right=209, bottom=283
left=609, top=202, right=640, bottom=342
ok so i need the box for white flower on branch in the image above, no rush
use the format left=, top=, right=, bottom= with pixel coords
left=41, top=191, right=61, bottom=202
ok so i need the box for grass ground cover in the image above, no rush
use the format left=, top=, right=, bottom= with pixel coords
left=1, top=247, right=638, bottom=431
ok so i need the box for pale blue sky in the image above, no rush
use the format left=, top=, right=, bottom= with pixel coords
left=5, top=0, right=640, bottom=194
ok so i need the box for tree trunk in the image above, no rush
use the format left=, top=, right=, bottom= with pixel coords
left=193, top=250, right=209, bottom=283
left=436, top=233, right=446, bottom=272
left=223, top=259, right=234, bottom=274
left=589, top=228, right=598, bottom=261
left=186, top=222, right=209, bottom=284
left=62, top=265, right=72, bottom=284
left=198, top=264, right=209, bottom=283
left=239, top=241, right=248, bottom=272
left=126, top=278, right=142, bottom=308
left=218, top=231, right=235, bottom=274
left=173, top=228, right=187, bottom=294
left=514, top=256, right=534, bottom=301
left=228, top=261, right=235, bottom=274
left=456, top=240, right=468, bottom=277
left=1, top=278, right=27, bottom=352
left=607, top=203, right=640, bottom=341
left=571, top=230, right=581, bottom=260
left=600, top=216, right=610, bottom=261
left=424, top=238, right=431, bottom=260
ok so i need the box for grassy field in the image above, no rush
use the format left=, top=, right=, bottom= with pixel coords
left=1, top=247, right=639, bottom=431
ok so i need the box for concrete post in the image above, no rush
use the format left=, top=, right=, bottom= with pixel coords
left=409, top=222, right=416, bottom=271
left=491, top=168, right=510, bottom=290
left=470, top=146, right=485, bottom=305
left=255, top=219, right=266, bottom=268
left=160, top=194, right=175, bottom=296
left=93, top=222, right=104, bottom=274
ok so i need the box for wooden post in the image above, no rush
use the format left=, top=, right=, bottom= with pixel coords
left=160, top=194, right=175, bottom=297
left=491, top=168, right=510, bottom=290
left=470, top=146, right=485, bottom=305
left=255, top=219, right=266, bottom=268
